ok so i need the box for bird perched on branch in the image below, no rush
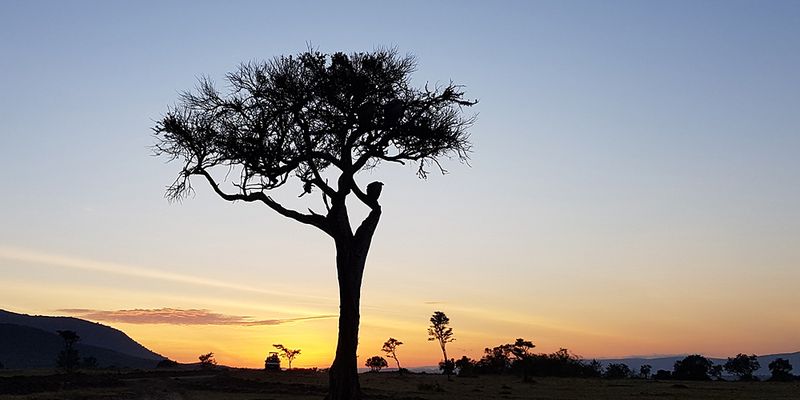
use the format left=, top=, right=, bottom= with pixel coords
left=366, top=181, right=384, bottom=202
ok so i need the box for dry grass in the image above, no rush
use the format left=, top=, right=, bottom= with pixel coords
left=0, top=369, right=798, bottom=399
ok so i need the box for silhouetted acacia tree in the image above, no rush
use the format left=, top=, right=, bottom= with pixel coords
left=507, top=338, right=536, bottom=381
left=639, top=364, right=652, bottom=379
left=724, top=353, right=760, bottom=381
left=365, top=356, right=388, bottom=372
left=198, top=352, right=216, bottom=369
left=381, top=337, right=403, bottom=373
left=56, top=330, right=80, bottom=372
left=584, top=359, right=603, bottom=378
left=477, top=345, right=512, bottom=374
left=653, top=369, right=672, bottom=380
left=455, top=356, right=477, bottom=377
left=768, top=358, right=793, bottom=381
left=673, top=354, right=714, bottom=380
left=428, top=311, right=456, bottom=378
left=153, top=49, right=475, bottom=400
left=710, top=364, right=723, bottom=380
left=604, top=363, right=632, bottom=379
left=273, top=344, right=301, bottom=369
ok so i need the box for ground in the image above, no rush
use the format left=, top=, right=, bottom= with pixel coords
left=0, top=369, right=798, bottom=399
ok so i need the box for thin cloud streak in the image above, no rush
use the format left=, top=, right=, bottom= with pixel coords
left=0, top=246, right=331, bottom=301
left=58, top=308, right=336, bottom=326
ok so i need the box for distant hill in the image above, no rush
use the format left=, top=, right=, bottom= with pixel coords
left=597, top=352, right=800, bottom=377
left=0, top=309, right=163, bottom=361
left=0, top=323, right=161, bottom=369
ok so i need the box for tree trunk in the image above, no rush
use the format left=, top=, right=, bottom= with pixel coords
left=326, top=237, right=370, bottom=400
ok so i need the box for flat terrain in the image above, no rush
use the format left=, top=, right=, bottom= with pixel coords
left=1, top=369, right=798, bottom=399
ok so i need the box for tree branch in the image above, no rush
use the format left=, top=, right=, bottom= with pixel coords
left=195, top=169, right=327, bottom=230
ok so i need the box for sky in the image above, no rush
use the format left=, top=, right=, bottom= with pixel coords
left=1, top=1, right=798, bottom=368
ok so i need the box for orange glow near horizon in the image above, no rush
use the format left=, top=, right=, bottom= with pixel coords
left=2, top=243, right=799, bottom=369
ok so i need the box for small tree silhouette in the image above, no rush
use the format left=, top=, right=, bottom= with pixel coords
left=274, top=344, right=301, bottom=369
left=710, top=364, right=723, bottom=380
left=381, top=338, right=403, bottom=374
left=56, top=330, right=80, bottom=373
left=604, top=363, right=632, bottom=379
left=673, top=354, right=714, bottom=380
left=768, top=358, right=793, bottom=381
left=198, top=352, right=217, bottom=369
left=428, top=311, right=455, bottom=378
left=455, top=356, right=477, bottom=377
left=724, top=353, right=760, bottom=381
left=639, top=364, right=652, bottom=379
left=365, top=356, right=388, bottom=372
left=509, top=338, right=536, bottom=381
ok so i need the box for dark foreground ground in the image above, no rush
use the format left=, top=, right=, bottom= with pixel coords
left=1, top=369, right=798, bottom=400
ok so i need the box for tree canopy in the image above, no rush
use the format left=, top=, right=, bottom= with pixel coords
left=673, top=354, right=714, bottom=381
left=724, top=353, right=760, bottom=381
left=154, top=48, right=476, bottom=235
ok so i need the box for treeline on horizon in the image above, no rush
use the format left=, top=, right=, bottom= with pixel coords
left=358, top=311, right=798, bottom=383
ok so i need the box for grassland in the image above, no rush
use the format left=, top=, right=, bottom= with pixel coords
left=1, top=368, right=798, bottom=399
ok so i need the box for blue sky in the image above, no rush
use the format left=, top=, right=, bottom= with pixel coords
left=1, top=1, right=798, bottom=367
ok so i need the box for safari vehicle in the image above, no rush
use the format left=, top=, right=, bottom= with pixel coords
left=265, top=352, right=281, bottom=371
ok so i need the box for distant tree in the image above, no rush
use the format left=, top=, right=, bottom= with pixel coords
left=653, top=369, right=672, bottom=380
left=153, top=48, right=476, bottom=400
left=508, top=338, right=535, bottom=360
left=724, top=354, right=760, bottom=381
left=365, top=356, right=388, bottom=372
left=455, top=356, right=477, bottom=377
left=710, top=364, right=723, bottom=380
left=438, top=358, right=455, bottom=377
left=639, top=364, right=652, bottom=379
left=477, top=345, right=512, bottom=374
left=428, top=311, right=455, bottom=379
left=157, top=359, right=179, bottom=368
left=768, top=358, right=793, bottom=381
left=673, top=354, right=713, bottom=380
left=604, top=363, right=632, bottom=379
left=506, top=338, right=536, bottom=381
left=539, top=348, right=585, bottom=378
left=381, top=338, right=403, bottom=374
left=265, top=352, right=281, bottom=370
left=56, top=330, right=80, bottom=372
left=0, top=360, right=4, bottom=369
left=81, top=356, right=98, bottom=369
left=274, top=344, right=301, bottom=369
left=198, top=352, right=217, bottom=369
left=583, top=359, right=603, bottom=378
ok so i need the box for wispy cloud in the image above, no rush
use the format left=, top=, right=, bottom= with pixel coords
left=0, top=245, right=329, bottom=301
left=58, top=308, right=336, bottom=326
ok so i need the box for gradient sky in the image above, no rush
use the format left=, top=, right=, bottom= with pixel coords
left=1, top=1, right=798, bottom=368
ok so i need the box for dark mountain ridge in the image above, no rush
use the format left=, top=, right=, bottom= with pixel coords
left=0, top=309, right=165, bottom=369
left=0, top=309, right=163, bottom=361
left=0, top=323, right=160, bottom=369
